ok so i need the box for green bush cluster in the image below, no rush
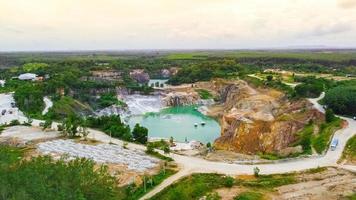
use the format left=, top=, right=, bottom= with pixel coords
left=0, top=145, right=123, bottom=200
left=87, top=115, right=148, bottom=144
left=13, top=82, right=44, bottom=116
left=312, top=118, right=342, bottom=154
left=324, top=86, right=356, bottom=116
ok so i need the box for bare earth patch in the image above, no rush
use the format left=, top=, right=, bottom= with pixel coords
left=214, top=167, right=355, bottom=200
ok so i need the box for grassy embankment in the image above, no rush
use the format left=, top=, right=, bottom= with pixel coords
left=195, top=89, right=213, bottom=99
left=341, top=135, right=356, bottom=163
left=312, top=118, right=342, bottom=154
left=150, top=172, right=299, bottom=200
left=122, top=169, right=176, bottom=200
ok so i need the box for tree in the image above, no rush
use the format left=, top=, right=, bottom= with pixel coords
left=169, top=136, right=174, bottom=145
left=62, top=114, right=80, bottom=138
left=146, top=143, right=154, bottom=153
left=266, top=75, right=273, bottom=82
left=324, top=86, right=356, bottom=116
left=253, top=167, right=260, bottom=177
left=325, top=108, right=335, bottom=123
left=224, top=176, right=235, bottom=188
left=132, top=123, right=148, bottom=144
left=42, top=118, right=52, bottom=131
left=79, top=118, right=89, bottom=140
left=163, top=145, right=170, bottom=154
left=14, top=83, right=44, bottom=115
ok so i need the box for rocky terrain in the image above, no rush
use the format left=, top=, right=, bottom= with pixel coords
left=199, top=79, right=324, bottom=155
left=163, top=91, right=200, bottom=106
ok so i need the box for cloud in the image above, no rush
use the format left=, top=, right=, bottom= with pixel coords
left=296, top=22, right=353, bottom=38
left=337, top=0, right=356, bottom=9
left=1, top=0, right=356, bottom=50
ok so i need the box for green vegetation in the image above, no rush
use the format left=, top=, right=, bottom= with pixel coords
left=87, top=115, right=132, bottom=141
left=295, top=80, right=323, bottom=98
left=261, top=115, right=342, bottom=159
left=146, top=143, right=173, bottom=161
left=312, top=118, right=342, bottom=154
left=0, top=145, right=123, bottom=200
left=22, top=62, right=49, bottom=72
left=325, top=108, right=336, bottom=123
left=196, top=89, right=213, bottom=99
left=234, top=191, right=263, bottom=200
left=0, top=79, right=23, bottom=94
left=166, top=50, right=356, bottom=63
left=122, top=169, right=176, bottom=200
left=150, top=174, right=234, bottom=200
left=341, top=135, right=356, bottom=162
left=324, top=85, right=356, bottom=116
left=150, top=172, right=296, bottom=200
left=132, top=123, right=148, bottom=144
left=240, top=174, right=296, bottom=189
left=46, top=96, right=92, bottom=120
left=147, top=139, right=170, bottom=151
left=346, top=193, right=356, bottom=200
left=167, top=60, right=249, bottom=85
left=294, top=123, right=314, bottom=155
left=98, top=92, right=120, bottom=108
left=13, top=82, right=44, bottom=117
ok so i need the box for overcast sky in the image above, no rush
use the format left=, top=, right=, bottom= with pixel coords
left=1, top=0, right=356, bottom=51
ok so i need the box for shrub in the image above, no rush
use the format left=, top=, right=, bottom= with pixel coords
left=132, top=123, right=148, bottom=144
left=9, top=120, right=20, bottom=126
left=324, top=86, right=356, bottom=116
left=325, top=108, right=335, bottom=123
left=14, top=83, right=44, bottom=116
left=224, top=176, right=235, bottom=188
left=253, top=167, right=260, bottom=177
left=0, top=146, right=122, bottom=200
left=234, top=191, right=263, bottom=200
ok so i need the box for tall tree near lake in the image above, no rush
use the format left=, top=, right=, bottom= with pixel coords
left=132, top=123, right=148, bottom=144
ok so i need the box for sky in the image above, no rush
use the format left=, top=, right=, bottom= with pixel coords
left=1, top=0, right=356, bottom=51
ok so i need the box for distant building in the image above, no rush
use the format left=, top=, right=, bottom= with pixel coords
left=18, top=73, right=37, bottom=81
left=129, top=69, right=150, bottom=84
left=90, top=70, right=122, bottom=81
left=346, top=74, right=355, bottom=78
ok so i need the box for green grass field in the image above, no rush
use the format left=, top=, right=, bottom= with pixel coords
left=341, top=135, right=356, bottom=162
left=165, top=50, right=356, bottom=62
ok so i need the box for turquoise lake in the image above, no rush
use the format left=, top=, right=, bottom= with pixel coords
left=128, top=106, right=220, bottom=144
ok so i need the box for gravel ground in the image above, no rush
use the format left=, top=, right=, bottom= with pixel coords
left=1, top=126, right=59, bottom=142
left=37, top=139, right=159, bottom=172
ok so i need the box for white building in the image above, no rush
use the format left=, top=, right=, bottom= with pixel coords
left=18, top=73, right=37, bottom=81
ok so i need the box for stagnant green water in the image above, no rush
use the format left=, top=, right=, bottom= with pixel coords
left=128, top=106, right=220, bottom=144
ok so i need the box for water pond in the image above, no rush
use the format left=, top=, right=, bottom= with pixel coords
left=128, top=106, right=220, bottom=144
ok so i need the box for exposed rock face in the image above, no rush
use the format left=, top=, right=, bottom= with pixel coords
left=130, top=69, right=150, bottom=84
left=160, top=69, right=171, bottom=78
left=163, top=92, right=200, bottom=106
left=212, top=80, right=323, bottom=154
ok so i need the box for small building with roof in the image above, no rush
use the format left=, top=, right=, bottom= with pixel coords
left=18, top=73, right=37, bottom=81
